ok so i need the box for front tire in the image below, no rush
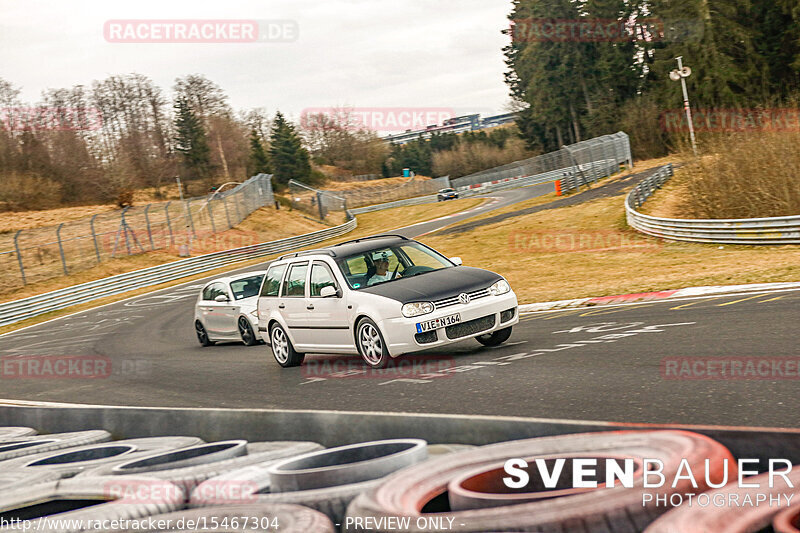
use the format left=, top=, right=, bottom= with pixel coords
left=476, top=326, right=512, bottom=347
left=238, top=317, right=259, bottom=346
left=356, top=318, right=390, bottom=369
left=270, top=323, right=304, bottom=367
left=195, top=321, right=215, bottom=347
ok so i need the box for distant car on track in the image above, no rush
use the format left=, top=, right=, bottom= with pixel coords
left=437, top=188, right=459, bottom=201
left=194, top=271, right=266, bottom=347
left=257, top=235, right=518, bottom=369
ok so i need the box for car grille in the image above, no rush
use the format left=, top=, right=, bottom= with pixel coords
left=501, top=307, right=517, bottom=323
left=415, top=331, right=438, bottom=345
left=433, top=288, right=491, bottom=310
left=445, top=315, right=496, bottom=340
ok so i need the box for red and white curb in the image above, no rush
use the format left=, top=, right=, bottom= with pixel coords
left=518, top=281, right=800, bottom=313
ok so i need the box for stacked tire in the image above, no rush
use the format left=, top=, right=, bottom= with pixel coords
left=0, top=424, right=795, bottom=532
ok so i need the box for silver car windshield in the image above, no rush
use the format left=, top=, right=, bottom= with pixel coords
left=337, top=242, right=453, bottom=290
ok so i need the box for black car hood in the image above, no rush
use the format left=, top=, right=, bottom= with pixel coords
left=359, top=266, right=502, bottom=304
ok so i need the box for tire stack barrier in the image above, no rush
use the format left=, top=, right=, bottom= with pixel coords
left=0, top=424, right=797, bottom=532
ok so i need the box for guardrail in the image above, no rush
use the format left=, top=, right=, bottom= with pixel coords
left=0, top=218, right=357, bottom=327
left=626, top=164, right=800, bottom=244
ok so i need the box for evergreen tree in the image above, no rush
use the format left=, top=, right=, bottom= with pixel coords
left=269, top=111, right=311, bottom=188
left=173, top=96, right=211, bottom=180
left=247, top=129, right=271, bottom=176
left=644, top=0, right=765, bottom=107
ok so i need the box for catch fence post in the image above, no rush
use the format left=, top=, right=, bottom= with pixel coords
left=56, top=223, right=68, bottom=275
left=90, top=214, right=101, bottom=263
left=144, top=204, right=155, bottom=250
left=165, top=202, right=174, bottom=247
left=14, top=230, right=26, bottom=285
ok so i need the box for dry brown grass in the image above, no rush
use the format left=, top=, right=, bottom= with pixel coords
left=0, top=204, right=119, bottom=233
left=344, top=198, right=485, bottom=239
left=322, top=175, right=431, bottom=192
left=420, top=194, right=800, bottom=304
left=677, top=132, right=800, bottom=219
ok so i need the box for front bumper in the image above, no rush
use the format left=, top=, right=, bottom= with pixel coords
left=377, top=291, right=519, bottom=357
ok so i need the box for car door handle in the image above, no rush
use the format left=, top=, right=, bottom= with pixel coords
left=307, top=305, right=315, bottom=310
left=278, top=304, right=285, bottom=309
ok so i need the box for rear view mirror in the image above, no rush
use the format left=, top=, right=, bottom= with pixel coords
left=320, top=286, right=339, bottom=298
left=214, top=294, right=229, bottom=303
left=450, top=257, right=463, bottom=266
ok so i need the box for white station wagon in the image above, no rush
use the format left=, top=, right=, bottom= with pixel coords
left=257, top=235, right=518, bottom=368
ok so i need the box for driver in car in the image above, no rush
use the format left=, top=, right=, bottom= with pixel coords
left=368, top=254, right=396, bottom=286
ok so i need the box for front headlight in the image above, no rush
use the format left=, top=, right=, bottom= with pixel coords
left=402, top=302, right=434, bottom=318
left=489, top=279, right=511, bottom=296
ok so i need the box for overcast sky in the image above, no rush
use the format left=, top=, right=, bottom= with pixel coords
left=0, top=0, right=513, bottom=122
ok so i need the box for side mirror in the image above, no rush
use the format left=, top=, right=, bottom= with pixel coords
left=214, top=294, right=229, bottom=303
left=450, top=256, right=463, bottom=266
left=320, top=286, right=340, bottom=298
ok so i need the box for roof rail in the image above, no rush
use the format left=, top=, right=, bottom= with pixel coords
left=277, top=249, right=336, bottom=261
left=332, top=234, right=409, bottom=247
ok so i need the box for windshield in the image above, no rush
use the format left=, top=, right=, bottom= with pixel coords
left=336, top=242, right=453, bottom=289
left=229, top=275, right=265, bottom=300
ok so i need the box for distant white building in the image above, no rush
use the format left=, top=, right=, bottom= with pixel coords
left=382, top=112, right=517, bottom=145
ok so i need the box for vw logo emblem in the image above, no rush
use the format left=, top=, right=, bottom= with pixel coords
left=458, top=293, right=471, bottom=305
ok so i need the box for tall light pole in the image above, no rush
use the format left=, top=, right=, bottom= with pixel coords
left=670, top=56, right=698, bottom=156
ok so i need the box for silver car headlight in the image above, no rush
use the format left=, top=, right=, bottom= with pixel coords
left=489, top=279, right=511, bottom=296
left=402, top=302, right=434, bottom=318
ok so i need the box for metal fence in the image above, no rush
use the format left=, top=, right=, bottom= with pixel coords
left=451, top=132, right=632, bottom=189
left=626, top=164, right=800, bottom=244
left=0, top=217, right=357, bottom=327
left=0, top=175, right=274, bottom=291
left=289, top=176, right=451, bottom=218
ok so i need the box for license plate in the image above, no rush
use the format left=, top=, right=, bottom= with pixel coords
left=416, top=313, right=461, bottom=333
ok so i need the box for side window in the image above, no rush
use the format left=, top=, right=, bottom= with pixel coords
left=260, top=265, right=287, bottom=297
left=202, top=285, right=215, bottom=301
left=282, top=263, right=309, bottom=298
left=310, top=262, right=338, bottom=297
left=207, top=283, right=229, bottom=301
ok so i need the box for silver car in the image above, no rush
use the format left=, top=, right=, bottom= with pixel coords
left=257, top=235, right=518, bottom=369
left=194, top=271, right=267, bottom=346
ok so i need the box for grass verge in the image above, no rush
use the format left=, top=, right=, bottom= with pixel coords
left=419, top=192, right=800, bottom=304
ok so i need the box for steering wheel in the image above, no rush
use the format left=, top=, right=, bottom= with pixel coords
left=402, top=266, right=435, bottom=277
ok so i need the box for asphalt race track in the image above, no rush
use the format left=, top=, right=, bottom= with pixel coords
left=1, top=180, right=798, bottom=428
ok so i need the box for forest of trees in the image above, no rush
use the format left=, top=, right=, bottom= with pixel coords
left=506, top=0, right=800, bottom=157
left=0, top=74, right=315, bottom=210
left=5, top=0, right=798, bottom=211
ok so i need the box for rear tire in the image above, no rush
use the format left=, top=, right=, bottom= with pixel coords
left=476, top=326, right=512, bottom=347
left=270, top=323, right=304, bottom=368
left=356, top=318, right=390, bottom=369
left=195, top=321, right=215, bottom=347
left=238, top=317, right=259, bottom=346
